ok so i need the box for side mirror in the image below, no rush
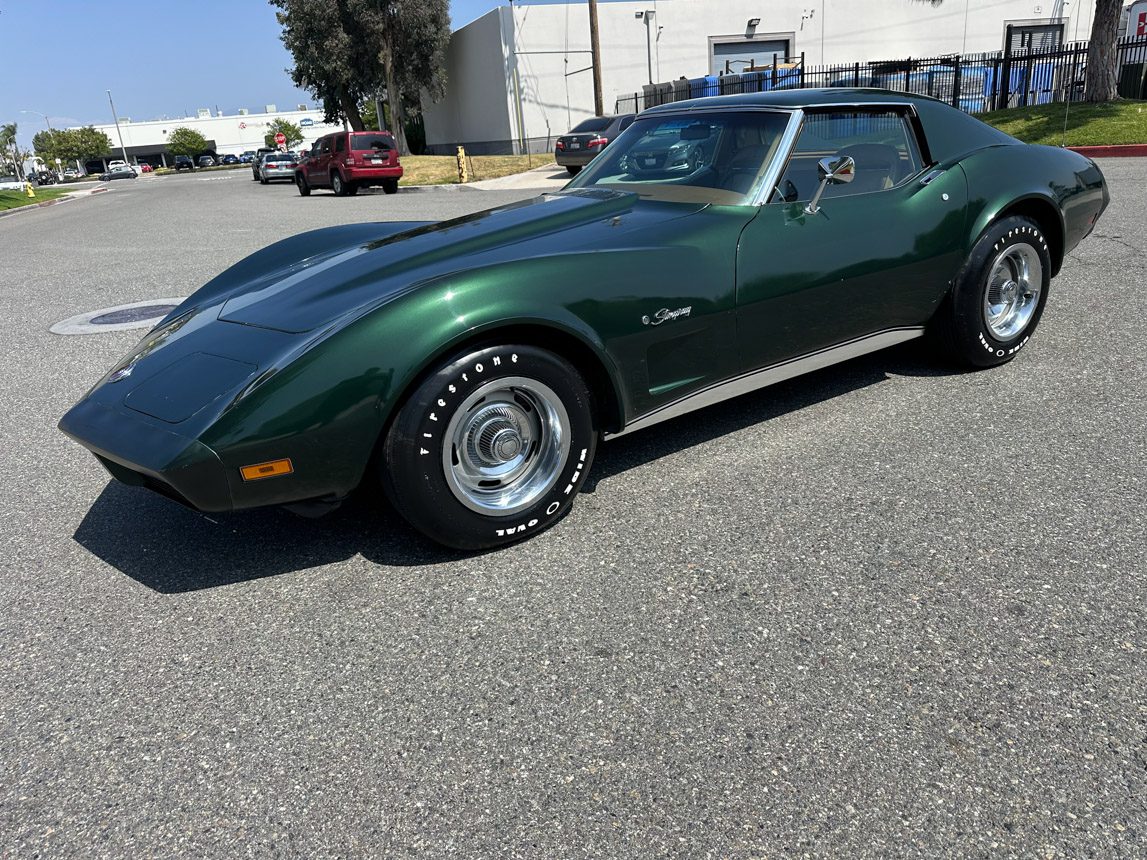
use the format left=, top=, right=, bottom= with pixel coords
left=805, top=154, right=856, bottom=215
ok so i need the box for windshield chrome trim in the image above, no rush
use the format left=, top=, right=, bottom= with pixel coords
left=749, top=108, right=804, bottom=207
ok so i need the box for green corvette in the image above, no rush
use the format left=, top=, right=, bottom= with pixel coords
left=60, top=89, right=1109, bottom=549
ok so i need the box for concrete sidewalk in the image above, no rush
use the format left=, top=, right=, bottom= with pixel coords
left=468, top=162, right=572, bottom=191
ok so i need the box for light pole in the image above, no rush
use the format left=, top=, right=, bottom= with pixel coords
left=636, top=10, right=656, bottom=85
left=20, top=109, right=53, bottom=131
left=106, top=89, right=131, bottom=167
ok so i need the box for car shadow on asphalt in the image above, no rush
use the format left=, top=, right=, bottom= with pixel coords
left=72, top=341, right=957, bottom=592
left=585, top=340, right=959, bottom=489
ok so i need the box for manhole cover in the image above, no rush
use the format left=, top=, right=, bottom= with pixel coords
left=90, top=305, right=178, bottom=325
left=51, top=298, right=188, bottom=335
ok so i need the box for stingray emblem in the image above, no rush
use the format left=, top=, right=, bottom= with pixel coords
left=642, top=306, right=692, bottom=326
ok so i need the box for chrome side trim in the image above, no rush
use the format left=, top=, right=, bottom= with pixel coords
left=605, top=327, right=925, bottom=439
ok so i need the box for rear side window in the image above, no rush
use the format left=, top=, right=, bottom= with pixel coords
left=351, top=133, right=394, bottom=151
left=773, top=110, right=923, bottom=203
left=335, top=136, right=345, bottom=153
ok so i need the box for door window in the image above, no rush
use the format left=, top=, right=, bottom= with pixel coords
left=334, top=136, right=346, bottom=153
left=772, top=111, right=923, bottom=203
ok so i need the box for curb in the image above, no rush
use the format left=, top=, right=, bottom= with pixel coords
left=0, top=186, right=108, bottom=220
left=1066, top=144, right=1147, bottom=158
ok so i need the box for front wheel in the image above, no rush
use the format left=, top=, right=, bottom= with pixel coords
left=930, top=215, right=1052, bottom=368
left=382, top=345, right=598, bottom=550
left=296, top=174, right=310, bottom=196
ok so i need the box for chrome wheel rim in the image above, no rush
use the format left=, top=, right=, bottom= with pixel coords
left=442, top=377, right=570, bottom=516
left=984, top=244, right=1042, bottom=340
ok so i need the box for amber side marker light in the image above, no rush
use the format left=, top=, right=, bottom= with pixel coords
left=240, top=459, right=294, bottom=481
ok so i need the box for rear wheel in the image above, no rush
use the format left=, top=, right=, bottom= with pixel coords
left=331, top=171, right=346, bottom=196
left=382, top=178, right=399, bottom=195
left=566, top=165, right=581, bottom=176
left=382, top=344, right=597, bottom=550
left=259, top=174, right=268, bottom=185
left=296, top=173, right=310, bottom=196
left=345, top=181, right=359, bottom=196
left=930, top=215, right=1051, bottom=368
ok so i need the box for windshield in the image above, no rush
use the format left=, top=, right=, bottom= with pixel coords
left=351, top=133, right=393, bottom=151
left=570, top=116, right=612, bottom=133
left=565, top=110, right=792, bottom=205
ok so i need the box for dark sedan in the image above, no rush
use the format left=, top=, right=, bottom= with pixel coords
left=555, top=113, right=635, bottom=175
left=97, top=166, right=138, bottom=181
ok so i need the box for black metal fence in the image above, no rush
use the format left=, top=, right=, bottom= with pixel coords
left=615, top=35, right=1147, bottom=116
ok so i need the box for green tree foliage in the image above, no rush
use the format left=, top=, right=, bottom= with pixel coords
left=0, top=123, right=21, bottom=177
left=168, top=127, right=209, bottom=157
left=264, top=118, right=305, bottom=149
left=30, top=126, right=112, bottom=170
left=72, top=127, right=114, bottom=162
left=272, top=0, right=450, bottom=154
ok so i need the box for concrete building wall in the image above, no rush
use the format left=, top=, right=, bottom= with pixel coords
left=423, top=8, right=518, bottom=155
left=425, top=0, right=1097, bottom=155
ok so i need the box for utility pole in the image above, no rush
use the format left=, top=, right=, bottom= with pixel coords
left=588, top=0, right=604, bottom=116
left=106, top=89, right=130, bottom=166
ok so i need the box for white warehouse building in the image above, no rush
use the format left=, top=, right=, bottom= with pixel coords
left=84, top=107, right=343, bottom=168
left=423, top=0, right=1102, bottom=154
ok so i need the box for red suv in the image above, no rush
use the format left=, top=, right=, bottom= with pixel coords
left=295, top=130, right=403, bottom=197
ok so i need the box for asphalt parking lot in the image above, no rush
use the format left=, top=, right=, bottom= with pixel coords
left=2, top=164, right=1145, bottom=858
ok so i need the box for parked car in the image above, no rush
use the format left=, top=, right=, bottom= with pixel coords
left=108, top=160, right=128, bottom=170
left=555, top=114, right=635, bottom=175
left=139, top=163, right=153, bottom=173
left=63, top=167, right=82, bottom=180
left=174, top=155, right=194, bottom=171
left=97, top=166, right=137, bottom=181
left=221, top=154, right=240, bottom=165
left=258, top=152, right=298, bottom=184
left=28, top=170, right=58, bottom=185
left=197, top=155, right=216, bottom=168
left=239, top=151, right=256, bottom=163
left=59, top=89, right=1109, bottom=551
left=0, top=175, right=25, bottom=191
left=251, top=147, right=275, bottom=180
left=294, top=130, right=402, bottom=196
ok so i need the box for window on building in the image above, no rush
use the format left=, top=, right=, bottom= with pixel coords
left=1005, top=21, right=1065, bottom=52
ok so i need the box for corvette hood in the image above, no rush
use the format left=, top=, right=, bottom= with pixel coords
left=217, top=190, right=699, bottom=334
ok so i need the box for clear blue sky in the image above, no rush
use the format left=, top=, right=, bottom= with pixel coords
left=0, top=0, right=524, bottom=147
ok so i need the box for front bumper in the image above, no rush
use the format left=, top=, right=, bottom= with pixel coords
left=59, top=399, right=232, bottom=512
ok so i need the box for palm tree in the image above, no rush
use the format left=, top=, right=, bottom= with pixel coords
left=0, top=123, right=21, bottom=178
